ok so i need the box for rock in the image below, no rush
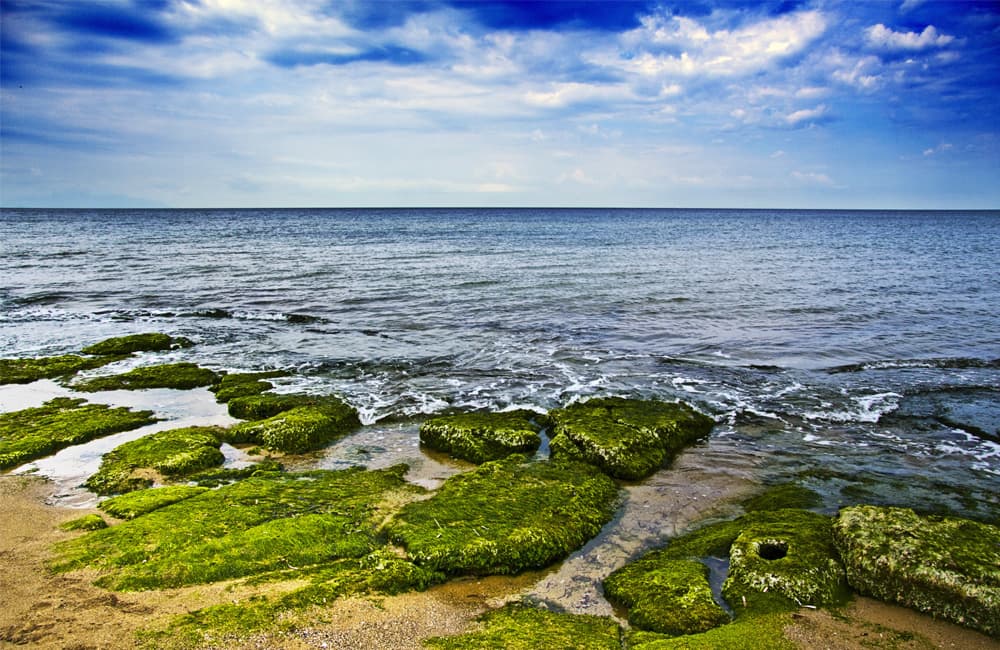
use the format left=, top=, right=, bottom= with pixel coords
left=72, top=362, right=220, bottom=392
left=548, top=397, right=714, bottom=480
left=80, top=333, right=193, bottom=356
left=209, top=370, right=288, bottom=403
left=425, top=603, right=621, bottom=649
left=0, top=354, right=122, bottom=384
left=833, top=505, right=1000, bottom=637
left=227, top=392, right=349, bottom=420
left=100, top=486, right=210, bottom=519
left=59, top=514, right=109, bottom=531
left=225, top=398, right=360, bottom=454
left=419, top=409, right=543, bottom=463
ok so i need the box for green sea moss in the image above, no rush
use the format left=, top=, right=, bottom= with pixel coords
left=424, top=603, right=622, bottom=649
left=419, top=409, right=543, bottom=463
left=209, top=371, right=288, bottom=403
left=225, top=400, right=361, bottom=454
left=604, top=557, right=730, bottom=636
left=0, top=354, right=123, bottom=385
left=625, top=612, right=796, bottom=650
left=99, top=485, right=210, bottom=519
left=226, top=392, right=349, bottom=421
left=832, top=505, right=1000, bottom=636
left=547, top=397, right=714, bottom=480
left=80, top=333, right=194, bottom=356
left=53, top=465, right=422, bottom=591
left=84, top=426, right=226, bottom=495
left=59, top=514, right=108, bottom=531
left=741, top=484, right=823, bottom=512
left=387, top=455, right=620, bottom=575
left=0, top=397, right=157, bottom=470
left=186, top=460, right=283, bottom=487
left=72, top=362, right=220, bottom=392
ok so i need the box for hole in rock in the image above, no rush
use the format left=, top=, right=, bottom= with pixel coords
left=757, top=540, right=788, bottom=561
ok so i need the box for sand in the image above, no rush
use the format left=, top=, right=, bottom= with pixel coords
left=1, top=474, right=997, bottom=650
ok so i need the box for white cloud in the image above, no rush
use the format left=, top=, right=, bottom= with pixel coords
left=786, top=104, right=827, bottom=125
left=923, top=143, right=953, bottom=156
left=866, top=24, right=954, bottom=50
left=828, top=51, right=882, bottom=90
left=791, top=170, right=836, bottom=186
left=900, top=0, right=926, bottom=13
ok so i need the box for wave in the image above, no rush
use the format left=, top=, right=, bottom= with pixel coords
left=826, top=357, right=1000, bottom=374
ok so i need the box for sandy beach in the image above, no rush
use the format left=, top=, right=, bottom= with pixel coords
left=2, top=474, right=997, bottom=650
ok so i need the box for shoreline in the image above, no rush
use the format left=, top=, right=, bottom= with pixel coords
left=2, top=474, right=997, bottom=649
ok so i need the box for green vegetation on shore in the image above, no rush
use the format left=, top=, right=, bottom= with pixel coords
left=0, top=397, right=157, bottom=470
left=99, top=485, right=210, bottom=519
left=0, top=354, right=124, bottom=385
left=419, top=409, right=544, bottom=463
left=425, top=603, right=622, bottom=649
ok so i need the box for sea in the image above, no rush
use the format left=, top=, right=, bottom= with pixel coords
left=1, top=207, right=998, bottom=612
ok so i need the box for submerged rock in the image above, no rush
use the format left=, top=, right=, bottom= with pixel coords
left=387, top=455, right=620, bottom=575
left=419, top=409, right=543, bottom=463
left=84, top=426, right=226, bottom=495
left=833, top=505, right=1000, bottom=637
left=225, top=397, right=360, bottom=454
left=72, top=362, right=220, bottom=392
left=548, top=396, right=714, bottom=480
left=0, top=397, right=157, bottom=470
left=80, top=333, right=193, bottom=356
left=425, top=603, right=622, bottom=649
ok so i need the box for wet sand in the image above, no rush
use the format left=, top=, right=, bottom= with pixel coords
left=3, top=474, right=998, bottom=650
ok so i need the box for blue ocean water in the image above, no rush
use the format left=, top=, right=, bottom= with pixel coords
left=1, top=208, right=998, bottom=523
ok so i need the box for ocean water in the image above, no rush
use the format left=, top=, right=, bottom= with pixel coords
left=1, top=208, right=998, bottom=610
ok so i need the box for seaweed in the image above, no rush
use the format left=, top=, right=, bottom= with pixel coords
left=84, top=426, right=226, bottom=495
left=226, top=392, right=349, bottom=421
left=0, top=354, right=123, bottom=385
left=387, top=455, right=620, bottom=575
left=833, top=505, right=1000, bottom=637
left=99, top=486, right=210, bottom=520
left=80, top=333, right=194, bottom=356
left=225, top=399, right=360, bottom=454
left=741, top=484, right=823, bottom=513
left=419, top=409, right=543, bottom=463
left=547, top=397, right=714, bottom=480
left=424, top=603, right=622, bottom=649
left=0, top=397, right=157, bottom=470
left=209, top=370, right=288, bottom=403
left=186, top=460, right=283, bottom=487
left=72, top=362, right=220, bottom=392
left=59, top=514, right=109, bottom=532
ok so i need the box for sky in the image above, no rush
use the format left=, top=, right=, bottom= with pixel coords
left=1, top=0, right=999, bottom=209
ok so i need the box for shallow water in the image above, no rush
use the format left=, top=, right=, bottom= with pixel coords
left=1, top=208, right=998, bottom=610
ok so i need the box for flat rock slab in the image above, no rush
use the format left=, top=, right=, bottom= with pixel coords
left=419, top=409, right=543, bottom=463
left=833, top=505, right=1000, bottom=637
left=548, top=397, right=714, bottom=480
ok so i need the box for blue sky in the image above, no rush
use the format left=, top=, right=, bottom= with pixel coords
left=1, top=0, right=998, bottom=208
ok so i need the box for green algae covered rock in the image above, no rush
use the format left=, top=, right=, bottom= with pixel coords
left=604, top=556, right=730, bottom=636
left=59, top=514, right=109, bottom=532
left=741, top=484, right=823, bottom=513
left=425, top=603, right=622, bottom=650
left=420, top=409, right=543, bottom=463
left=186, top=459, right=283, bottom=487
left=85, top=426, right=226, bottom=495
left=99, top=485, right=210, bottom=520
left=226, top=391, right=351, bottom=421
left=73, top=362, right=220, bottom=392
left=548, top=396, right=713, bottom=480
left=832, top=505, right=1000, bottom=636
left=225, top=400, right=360, bottom=454
left=80, top=333, right=194, bottom=356
left=53, top=465, right=423, bottom=591
left=210, top=370, right=289, bottom=403
left=387, top=455, right=619, bottom=575
left=0, top=354, right=123, bottom=385
left=624, top=612, right=796, bottom=650
left=0, top=397, right=157, bottom=470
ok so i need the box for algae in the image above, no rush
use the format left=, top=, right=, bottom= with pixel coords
left=833, top=505, right=1000, bottom=637
left=741, top=484, right=823, bottom=513
left=84, top=426, right=226, bottom=495
left=424, top=603, right=622, bottom=649
left=625, top=612, right=796, bottom=649
left=547, top=396, right=713, bottom=480
left=186, top=459, right=283, bottom=487
left=59, top=514, right=108, bottom=532
left=0, top=397, right=157, bottom=470
left=0, top=354, right=122, bottom=385
left=419, top=409, right=543, bottom=463
left=209, top=370, right=288, bottom=403
left=387, top=455, right=620, bottom=575
left=225, top=399, right=360, bottom=454
left=226, top=392, right=349, bottom=421
left=99, top=485, right=210, bottom=520
left=80, top=333, right=193, bottom=356
left=72, top=362, right=220, bottom=392
left=53, top=465, right=424, bottom=591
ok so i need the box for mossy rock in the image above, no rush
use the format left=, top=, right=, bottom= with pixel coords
left=80, top=333, right=194, bottom=356
left=425, top=603, right=622, bottom=649
left=99, top=485, right=210, bottom=519
left=0, top=397, right=157, bottom=470
left=387, top=455, right=619, bottom=575
left=604, top=557, right=730, bottom=636
left=420, top=409, right=543, bottom=463
left=833, top=505, right=1000, bottom=636
left=624, top=612, right=796, bottom=649
left=0, top=354, right=123, bottom=385
left=59, top=514, right=108, bottom=532
left=226, top=392, right=353, bottom=421
left=547, top=397, right=713, bottom=480
left=53, top=465, right=423, bottom=591
left=225, top=400, right=360, bottom=454
left=186, top=460, right=283, bottom=487
left=85, top=426, right=226, bottom=495
left=724, top=509, right=847, bottom=609
left=210, top=371, right=288, bottom=403
left=741, top=484, right=823, bottom=512
left=72, top=362, right=220, bottom=392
